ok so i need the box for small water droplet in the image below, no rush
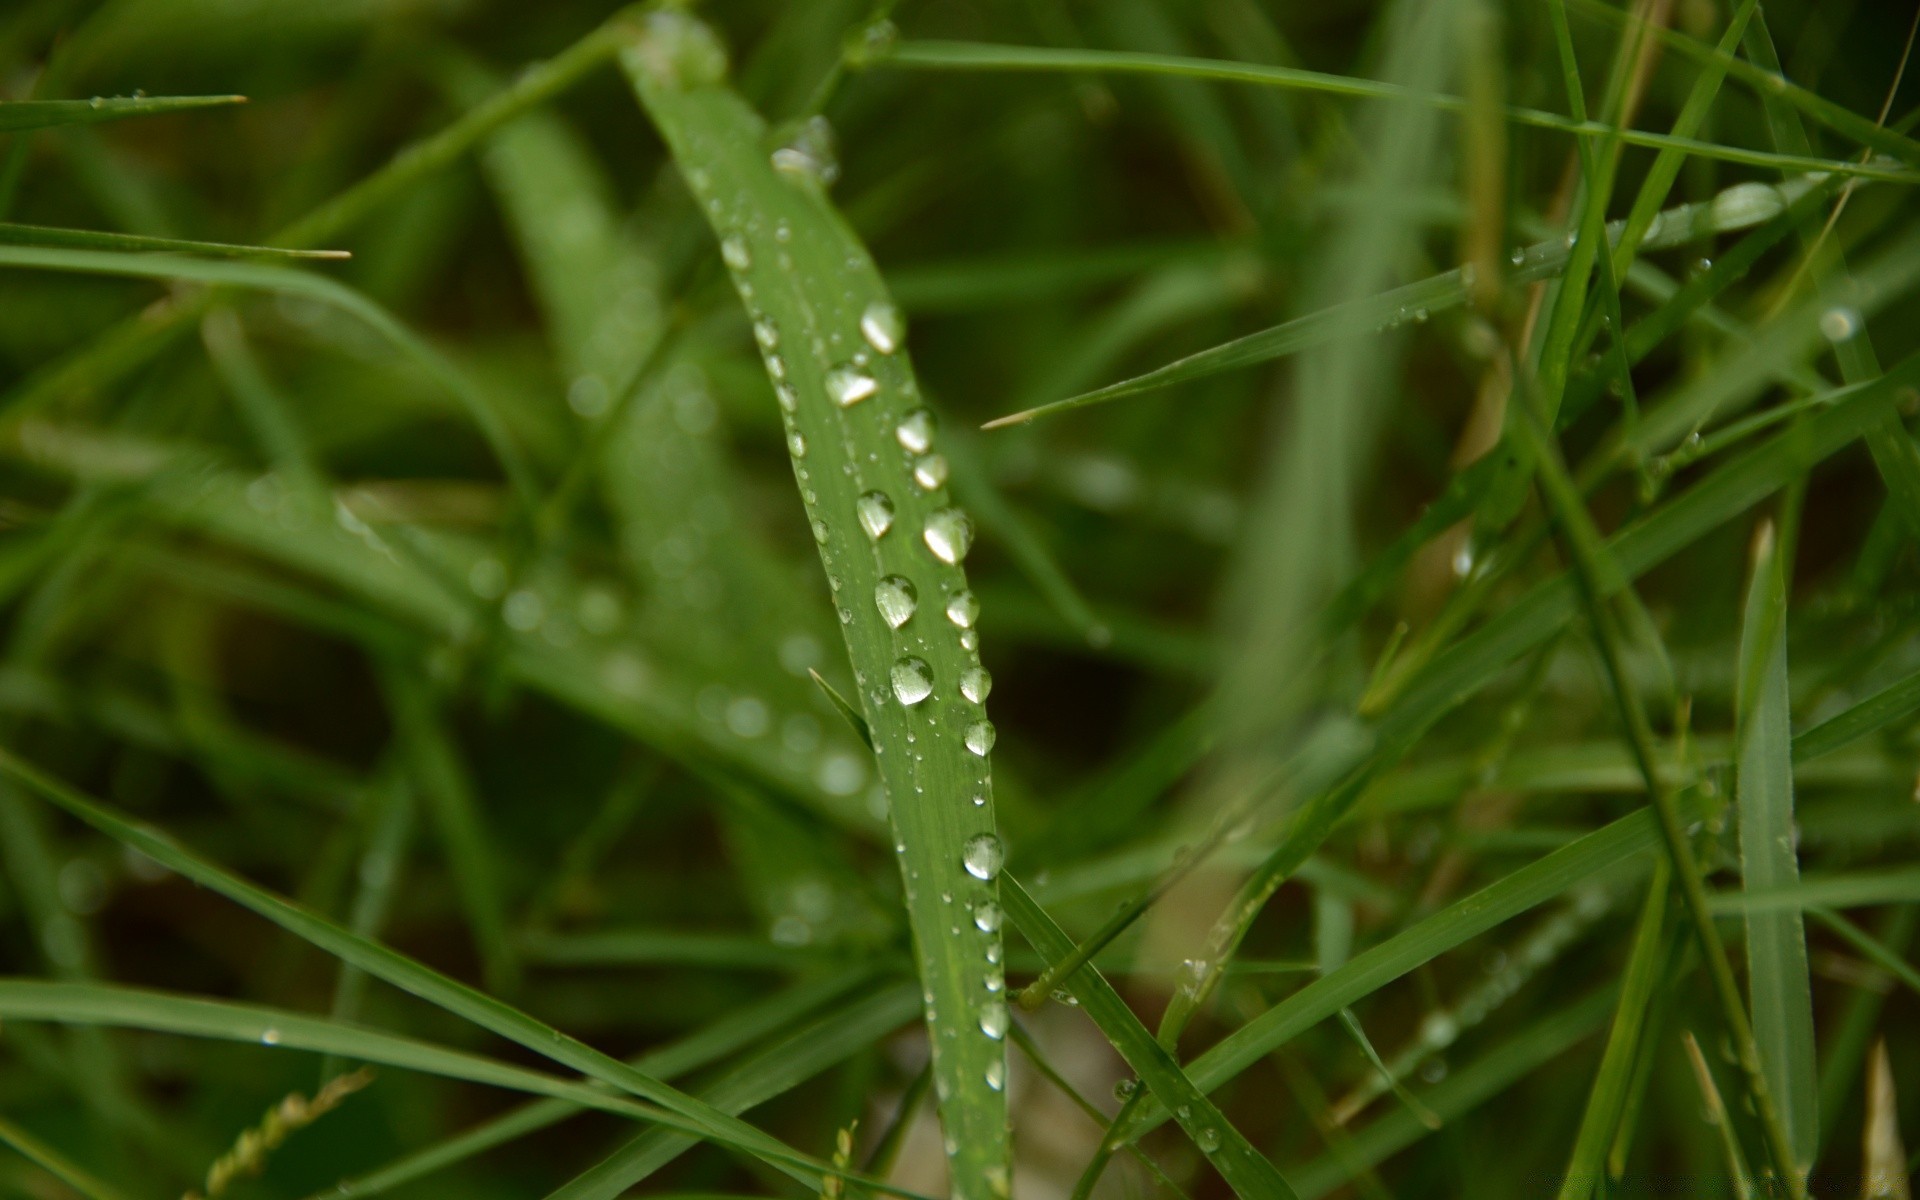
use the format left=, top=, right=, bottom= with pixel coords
left=787, top=430, right=807, bottom=458
left=964, top=720, right=996, bottom=757
left=260, top=1028, right=282, bottom=1046
left=826, top=363, right=878, bottom=407
left=891, top=656, right=933, bottom=705
left=946, top=589, right=979, bottom=628
left=972, top=899, right=1002, bottom=932
left=971, top=794, right=986, bottom=807
left=1195, top=1127, right=1222, bottom=1154
left=775, top=382, right=798, bottom=412
left=962, top=832, right=1004, bottom=880
left=979, top=1000, right=1009, bottom=1040
left=913, top=453, right=948, bottom=490
left=896, top=407, right=936, bottom=454
left=984, top=1059, right=1005, bottom=1091
left=770, top=114, right=839, bottom=186
left=860, top=300, right=905, bottom=354
left=1819, top=305, right=1862, bottom=342
left=857, top=490, right=895, bottom=539
left=1114, top=1079, right=1139, bottom=1101
left=1508, top=247, right=1526, bottom=266
left=960, top=666, right=992, bottom=704
left=811, top=517, right=830, bottom=544
left=721, top=235, right=751, bottom=272
left=874, top=575, right=918, bottom=628
left=924, top=508, right=973, bottom=564
left=753, top=318, right=780, bottom=350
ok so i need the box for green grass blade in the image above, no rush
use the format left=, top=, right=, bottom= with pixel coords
left=1809, top=907, right=1920, bottom=1000
left=0, top=750, right=843, bottom=1187
left=875, top=43, right=1920, bottom=181
left=1793, top=668, right=1920, bottom=762
left=0, top=1112, right=133, bottom=1200
left=0, top=221, right=347, bottom=258
left=1000, top=875, right=1300, bottom=1200
left=617, top=14, right=1009, bottom=1192
left=1734, top=526, right=1818, bottom=1171
left=0, top=94, right=243, bottom=132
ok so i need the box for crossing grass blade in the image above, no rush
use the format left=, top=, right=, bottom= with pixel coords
left=0, top=222, right=347, bottom=258
left=0, top=94, right=244, bottom=131
left=1734, top=525, right=1819, bottom=1172
left=1000, top=875, right=1300, bottom=1200
left=617, top=14, right=1010, bottom=1193
left=0, top=750, right=851, bottom=1189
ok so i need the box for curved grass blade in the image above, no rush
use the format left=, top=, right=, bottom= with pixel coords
left=1000, top=875, right=1300, bottom=1200
left=0, top=94, right=243, bottom=132
left=617, top=14, right=1009, bottom=1193
left=986, top=175, right=1824, bottom=425
left=0, top=750, right=847, bottom=1189
left=0, top=222, right=347, bottom=258
left=1734, top=526, right=1818, bottom=1171
left=876, top=43, right=1920, bottom=182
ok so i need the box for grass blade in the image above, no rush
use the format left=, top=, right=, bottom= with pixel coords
left=0, top=222, right=346, bottom=258
left=0, top=94, right=243, bottom=132
left=618, top=15, right=1009, bottom=1192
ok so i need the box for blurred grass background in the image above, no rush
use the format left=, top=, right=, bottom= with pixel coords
left=0, top=0, right=1917, bottom=1197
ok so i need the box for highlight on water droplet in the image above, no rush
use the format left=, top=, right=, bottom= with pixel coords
left=960, top=666, right=992, bottom=704
left=923, top=507, right=973, bottom=565
left=984, top=1059, right=1006, bottom=1091
left=787, top=430, right=807, bottom=458
left=913, top=453, right=948, bottom=490
left=770, top=114, right=839, bottom=187
left=826, top=363, right=877, bottom=407
left=720, top=234, right=751, bottom=272
left=896, top=407, right=936, bottom=454
left=964, top=719, right=996, bottom=757
left=856, top=490, right=895, bottom=539
left=891, top=655, right=933, bottom=706
left=1819, top=305, right=1862, bottom=342
left=874, top=575, right=918, bottom=629
left=961, top=832, right=1003, bottom=880
left=945, top=589, right=979, bottom=628
left=860, top=300, right=905, bottom=354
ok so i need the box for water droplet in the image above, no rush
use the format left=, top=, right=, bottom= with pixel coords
left=1709, top=180, right=1785, bottom=228
left=860, top=300, right=905, bottom=354
left=775, top=382, right=798, bottom=412
left=1509, top=247, right=1526, bottom=266
left=971, top=794, right=986, bottom=807
left=923, top=507, right=974, bottom=564
left=787, top=430, right=807, bottom=458
left=984, top=1059, right=1005, bottom=1091
left=1420, top=1012, right=1459, bottom=1046
left=960, top=666, right=992, bottom=704
left=826, top=363, right=878, bottom=407
left=896, top=407, right=936, bottom=454
left=811, top=517, right=829, bottom=544
left=962, top=833, right=1004, bottom=880
left=913, top=453, right=948, bottom=490
left=857, top=490, right=895, bottom=539
left=1819, top=305, right=1862, bottom=342
left=260, top=1028, right=282, bottom=1046
left=891, top=656, right=933, bottom=705
left=945, top=590, right=979, bottom=628
left=1114, top=1079, right=1139, bottom=1101
left=770, top=114, right=839, bottom=186
left=1451, top=539, right=1475, bottom=579
left=874, top=575, right=918, bottom=628
left=720, top=234, right=751, bottom=272
left=964, top=720, right=996, bottom=757
left=972, top=899, right=1002, bottom=933
left=753, top=318, right=780, bottom=350
left=1195, top=1127, right=1222, bottom=1154
left=638, top=10, right=730, bottom=88
left=979, top=1000, right=1009, bottom=1040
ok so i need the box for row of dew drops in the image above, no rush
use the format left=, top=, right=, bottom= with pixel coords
left=690, top=74, right=1014, bottom=1111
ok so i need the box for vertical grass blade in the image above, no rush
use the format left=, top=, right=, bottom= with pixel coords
left=1734, top=524, right=1818, bottom=1172
left=618, top=14, right=1009, bottom=1195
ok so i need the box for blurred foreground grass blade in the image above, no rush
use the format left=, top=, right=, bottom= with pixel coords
left=0, top=222, right=347, bottom=258
left=0, top=93, right=243, bottom=131
left=0, top=1112, right=133, bottom=1200
left=1734, top=526, right=1818, bottom=1171
left=0, top=751, right=847, bottom=1188
left=0, top=247, right=535, bottom=506
left=1001, top=876, right=1299, bottom=1200
left=620, top=14, right=1010, bottom=1194
left=1792, top=668, right=1920, bottom=763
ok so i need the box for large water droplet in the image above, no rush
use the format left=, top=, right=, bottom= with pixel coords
left=857, top=490, right=895, bottom=539
left=1195, top=1127, right=1222, bottom=1154
left=896, top=408, right=936, bottom=454
left=924, top=507, right=973, bottom=565
left=1820, top=305, right=1862, bottom=342
left=891, top=656, right=933, bottom=705
left=874, top=575, right=918, bottom=629
left=960, top=666, right=992, bottom=704
left=826, top=363, right=877, bottom=407
left=861, top=300, right=905, bottom=354
left=964, top=720, right=996, bottom=757
left=787, top=430, right=807, bottom=458
left=913, top=453, right=948, bottom=490
left=946, top=590, right=979, bottom=628
left=962, top=832, right=1003, bottom=880
left=720, top=234, right=751, bottom=272
left=984, top=1059, right=1005, bottom=1091
left=979, top=1000, right=1009, bottom=1040
left=972, top=899, right=1002, bottom=933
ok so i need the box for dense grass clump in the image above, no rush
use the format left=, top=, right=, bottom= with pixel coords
left=0, top=2, right=1916, bottom=1199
